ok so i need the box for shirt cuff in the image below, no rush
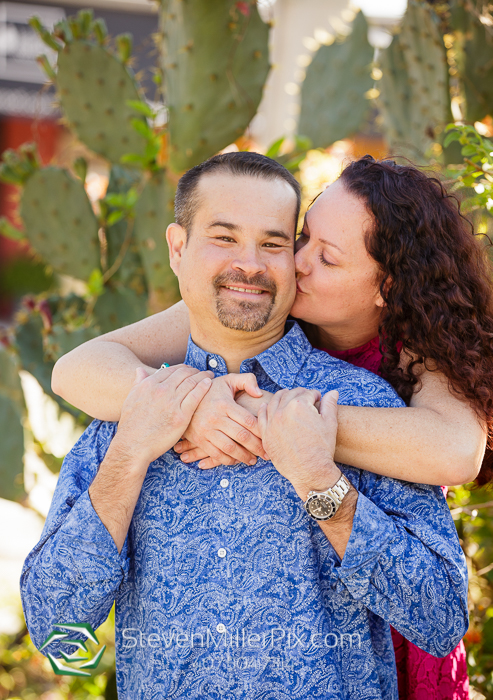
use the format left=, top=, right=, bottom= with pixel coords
left=56, top=490, right=129, bottom=581
left=335, top=491, right=399, bottom=598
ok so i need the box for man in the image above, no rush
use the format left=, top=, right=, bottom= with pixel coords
left=21, top=152, right=468, bottom=699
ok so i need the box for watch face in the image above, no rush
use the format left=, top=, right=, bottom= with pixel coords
left=306, top=494, right=337, bottom=520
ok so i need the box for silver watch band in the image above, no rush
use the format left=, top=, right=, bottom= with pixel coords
left=304, top=473, right=351, bottom=521
left=327, top=473, right=351, bottom=505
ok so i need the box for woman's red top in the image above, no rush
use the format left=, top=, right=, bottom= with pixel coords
left=321, top=335, right=469, bottom=700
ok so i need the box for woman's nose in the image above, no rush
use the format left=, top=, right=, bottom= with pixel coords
left=295, top=245, right=311, bottom=276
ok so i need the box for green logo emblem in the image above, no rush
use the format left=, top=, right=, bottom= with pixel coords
left=40, top=623, right=106, bottom=676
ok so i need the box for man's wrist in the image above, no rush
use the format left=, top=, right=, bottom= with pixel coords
left=293, top=461, right=342, bottom=502
left=106, top=432, right=151, bottom=474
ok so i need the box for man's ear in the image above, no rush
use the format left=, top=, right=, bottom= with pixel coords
left=166, top=223, right=187, bottom=276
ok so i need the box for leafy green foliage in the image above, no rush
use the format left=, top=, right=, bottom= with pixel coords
left=0, top=143, right=39, bottom=186
left=298, top=11, right=373, bottom=148
left=444, top=124, right=493, bottom=213
left=448, top=485, right=493, bottom=696
left=0, top=605, right=117, bottom=699
left=265, top=135, right=313, bottom=172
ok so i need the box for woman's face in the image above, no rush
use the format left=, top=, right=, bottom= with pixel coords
left=290, top=178, right=384, bottom=349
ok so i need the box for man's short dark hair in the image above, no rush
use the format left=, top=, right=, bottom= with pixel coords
left=174, top=152, right=301, bottom=237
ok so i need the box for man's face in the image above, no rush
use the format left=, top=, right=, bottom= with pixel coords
left=168, top=173, right=297, bottom=336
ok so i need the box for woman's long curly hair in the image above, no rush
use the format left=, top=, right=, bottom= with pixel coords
left=339, top=155, right=493, bottom=485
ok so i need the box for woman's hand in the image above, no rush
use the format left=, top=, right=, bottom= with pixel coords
left=258, top=388, right=340, bottom=500
left=174, top=374, right=267, bottom=468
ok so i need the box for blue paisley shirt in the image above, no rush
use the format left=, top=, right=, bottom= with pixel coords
left=21, top=321, right=468, bottom=700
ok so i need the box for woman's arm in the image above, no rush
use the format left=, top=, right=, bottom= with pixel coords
left=51, top=301, right=191, bottom=421
left=181, top=365, right=486, bottom=486
left=335, top=366, right=487, bottom=486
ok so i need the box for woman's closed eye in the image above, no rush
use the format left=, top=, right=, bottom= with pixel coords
left=319, top=252, right=335, bottom=267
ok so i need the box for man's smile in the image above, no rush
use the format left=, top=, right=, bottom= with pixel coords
left=223, top=285, right=267, bottom=296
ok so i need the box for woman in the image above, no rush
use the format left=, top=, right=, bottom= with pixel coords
left=52, top=156, right=493, bottom=698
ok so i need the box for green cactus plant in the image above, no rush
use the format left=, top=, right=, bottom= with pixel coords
left=103, top=165, right=147, bottom=296
left=378, top=1, right=449, bottom=159
left=19, top=166, right=100, bottom=280
left=32, top=10, right=149, bottom=164
left=163, top=0, right=270, bottom=172
left=298, top=11, right=373, bottom=148
left=0, top=349, right=25, bottom=502
left=133, top=171, right=179, bottom=309
left=93, top=286, right=147, bottom=334
left=454, top=1, right=493, bottom=124
left=0, top=3, right=273, bottom=503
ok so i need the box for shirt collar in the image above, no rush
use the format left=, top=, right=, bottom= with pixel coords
left=184, top=320, right=313, bottom=389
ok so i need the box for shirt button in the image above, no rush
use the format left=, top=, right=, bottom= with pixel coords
left=220, top=478, right=229, bottom=488
left=216, top=623, right=226, bottom=633
left=208, top=358, right=218, bottom=368
left=217, top=547, right=227, bottom=558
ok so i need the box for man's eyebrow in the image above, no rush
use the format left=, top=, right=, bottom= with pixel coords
left=265, top=229, right=292, bottom=242
left=207, top=221, right=292, bottom=242
left=207, top=220, right=240, bottom=232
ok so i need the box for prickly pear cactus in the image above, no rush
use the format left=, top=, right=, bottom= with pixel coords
left=31, top=11, right=149, bottom=163
left=134, top=171, right=180, bottom=309
left=19, top=167, right=100, bottom=280
left=458, top=5, right=493, bottom=123
left=379, top=1, right=448, bottom=159
left=93, top=286, right=148, bottom=334
left=15, top=313, right=56, bottom=402
left=0, top=349, right=25, bottom=502
left=163, top=0, right=270, bottom=172
left=104, top=165, right=147, bottom=296
left=298, top=11, right=373, bottom=148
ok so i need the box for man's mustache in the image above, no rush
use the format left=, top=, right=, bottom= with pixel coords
left=213, top=272, right=277, bottom=295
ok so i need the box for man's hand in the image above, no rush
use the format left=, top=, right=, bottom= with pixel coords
left=115, top=365, right=213, bottom=465
left=257, top=388, right=341, bottom=500
left=174, top=374, right=267, bottom=468
left=89, top=364, right=213, bottom=554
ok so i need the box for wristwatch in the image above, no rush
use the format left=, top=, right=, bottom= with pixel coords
left=304, top=473, right=351, bottom=521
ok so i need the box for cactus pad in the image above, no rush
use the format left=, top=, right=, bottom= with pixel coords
left=93, top=286, right=147, bottom=334
left=134, top=171, right=180, bottom=309
left=19, top=167, right=100, bottom=280
left=298, top=11, right=373, bottom=148
left=56, top=40, right=148, bottom=163
left=164, top=0, right=270, bottom=172
left=379, top=1, right=448, bottom=159
left=460, top=9, right=493, bottom=123
left=0, top=349, right=25, bottom=502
